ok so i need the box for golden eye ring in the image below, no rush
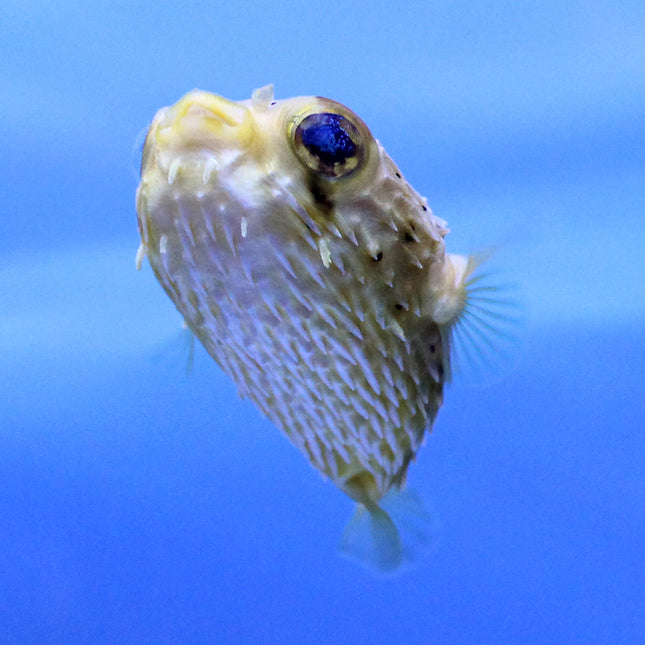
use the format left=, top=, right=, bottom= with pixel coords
left=291, top=111, right=364, bottom=179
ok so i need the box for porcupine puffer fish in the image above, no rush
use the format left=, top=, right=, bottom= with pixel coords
left=136, top=85, right=485, bottom=572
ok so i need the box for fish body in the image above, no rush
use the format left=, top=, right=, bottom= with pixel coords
left=136, top=86, right=475, bottom=570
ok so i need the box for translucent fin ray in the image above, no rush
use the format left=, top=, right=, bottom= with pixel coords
left=445, top=254, right=525, bottom=387
left=338, top=488, right=437, bottom=575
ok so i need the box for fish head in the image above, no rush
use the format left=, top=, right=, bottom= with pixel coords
left=137, top=86, right=391, bottom=237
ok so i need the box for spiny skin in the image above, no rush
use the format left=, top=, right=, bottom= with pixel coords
left=136, top=86, right=467, bottom=506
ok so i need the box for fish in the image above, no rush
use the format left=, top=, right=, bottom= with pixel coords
left=135, top=85, right=500, bottom=572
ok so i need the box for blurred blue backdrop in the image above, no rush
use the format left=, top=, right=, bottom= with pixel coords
left=1, top=1, right=644, bottom=643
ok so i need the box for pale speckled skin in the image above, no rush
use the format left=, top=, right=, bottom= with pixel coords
left=136, top=86, right=467, bottom=506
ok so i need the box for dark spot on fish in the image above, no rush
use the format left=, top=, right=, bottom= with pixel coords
left=307, top=175, right=334, bottom=211
left=430, top=344, right=435, bottom=353
left=437, top=363, right=445, bottom=378
left=421, top=205, right=428, bottom=211
left=395, top=172, right=401, bottom=178
left=372, top=251, right=383, bottom=262
left=401, top=222, right=418, bottom=243
left=394, top=303, right=404, bottom=311
left=270, top=100, right=277, bottom=106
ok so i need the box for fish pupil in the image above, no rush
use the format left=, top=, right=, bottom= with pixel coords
left=299, top=113, right=357, bottom=165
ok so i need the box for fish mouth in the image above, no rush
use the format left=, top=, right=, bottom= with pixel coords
left=153, top=90, right=254, bottom=149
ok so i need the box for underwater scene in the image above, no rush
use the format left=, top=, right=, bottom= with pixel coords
left=2, top=2, right=644, bottom=643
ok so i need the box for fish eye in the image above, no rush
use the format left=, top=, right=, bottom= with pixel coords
left=292, top=112, right=363, bottom=179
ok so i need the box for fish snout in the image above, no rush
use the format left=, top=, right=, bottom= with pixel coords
left=176, top=91, right=249, bottom=126
left=154, top=90, right=254, bottom=148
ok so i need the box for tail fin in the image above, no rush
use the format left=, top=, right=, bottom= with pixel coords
left=338, top=489, right=437, bottom=575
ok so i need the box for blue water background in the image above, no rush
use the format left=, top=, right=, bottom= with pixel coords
left=1, top=2, right=644, bottom=643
